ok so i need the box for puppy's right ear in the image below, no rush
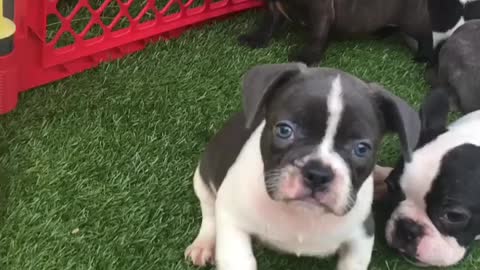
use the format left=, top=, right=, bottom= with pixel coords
left=419, top=87, right=450, bottom=138
left=242, top=63, right=307, bottom=128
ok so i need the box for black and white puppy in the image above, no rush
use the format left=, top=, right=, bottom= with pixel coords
left=429, top=0, right=480, bottom=53
left=426, top=20, right=480, bottom=113
left=238, top=0, right=432, bottom=65
left=385, top=89, right=480, bottom=267
left=184, top=63, right=421, bottom=270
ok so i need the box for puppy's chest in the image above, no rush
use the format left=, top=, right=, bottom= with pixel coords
left=222, top=176, right=358, bottom=256
left=255, top=204, right=355, bottom=255
left=253, top=214, right=353, bottom=256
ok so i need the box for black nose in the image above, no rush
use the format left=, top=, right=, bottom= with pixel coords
left=396, top=218, right=424, bottom=241
left=302, top=160, right=333, bottom=190
left=394, top=218, right=424, bottom=257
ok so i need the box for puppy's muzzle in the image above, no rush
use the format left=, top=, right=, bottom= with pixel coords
left=302, top=160, right=334, bottom=192
left=392, top=218, right=424, bottom=257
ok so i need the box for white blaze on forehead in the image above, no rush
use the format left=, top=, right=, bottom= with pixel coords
left=320, top=75, right=344, bottom=155
left=476, top=235, right=480, bottom=241
left=311, top=75, right=351, bottom=214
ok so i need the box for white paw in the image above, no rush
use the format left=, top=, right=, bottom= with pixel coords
left=217, top=257, right=257, bottom=270
left=185, top=239, right=215, bottom=267
left=337, top=258, right=369, bottom=270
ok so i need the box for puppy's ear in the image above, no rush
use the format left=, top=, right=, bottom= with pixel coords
left=242, top=63, right=307, bottom=128
left=369, top=83, right=421, bottom=162
left=413, top=87, right=451, bottom=147
left=419, top=87, right=450, bottom=133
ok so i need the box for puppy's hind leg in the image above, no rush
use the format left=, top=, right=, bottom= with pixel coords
left=289, top=2, right=332, bottom=66
left=238, top=1, right=286, bottom=48
left=403, top=27, right=434, bottom=64
left=185, top=167, right=217, bottom=267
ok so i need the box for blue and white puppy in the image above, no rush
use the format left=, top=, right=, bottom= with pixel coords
left=385, top=89, right=480, bottom=267
left=184, top=63, right=421, bottom=270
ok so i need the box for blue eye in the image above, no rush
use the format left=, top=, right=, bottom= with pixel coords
left=353, top=142, right=371, bottom=157
left=275, top=122, right=294, bottom=139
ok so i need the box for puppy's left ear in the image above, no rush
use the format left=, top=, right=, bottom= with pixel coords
left=369, top=83, right=421, bottom=162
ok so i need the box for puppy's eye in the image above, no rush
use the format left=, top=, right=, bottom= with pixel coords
left=446, top=211, right=468, bottom=223
left=353, top=142, right=371, bottom=158
left=274, top=122, right=294, bottom=139
left=442, top=207, right=471, bottom=225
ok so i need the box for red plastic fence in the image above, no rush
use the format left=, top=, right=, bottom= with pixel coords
left=0, top=0, right=263, bottom=114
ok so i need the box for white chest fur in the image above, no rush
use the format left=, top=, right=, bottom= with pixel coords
left=216, top=121, right=374, bottom=258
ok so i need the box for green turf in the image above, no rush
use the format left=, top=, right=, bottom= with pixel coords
left=1, top=10, right=479, bottom=270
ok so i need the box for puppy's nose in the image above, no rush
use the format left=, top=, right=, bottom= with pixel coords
left=302, top=160, right=333, bottom=190
left=396, top=218, right=424, bottom=242
left=393, top=218, right=424, bottom=257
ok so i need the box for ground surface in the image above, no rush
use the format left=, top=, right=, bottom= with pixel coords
left=0, top=7, right=479, bottom=270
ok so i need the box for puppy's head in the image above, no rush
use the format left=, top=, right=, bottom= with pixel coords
left=242, top=63, right=421, bottom=216
left=385, top=89, right=480, bottom=267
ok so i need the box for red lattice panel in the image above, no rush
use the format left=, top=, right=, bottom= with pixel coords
left=0, top=0, right=263, bottom=114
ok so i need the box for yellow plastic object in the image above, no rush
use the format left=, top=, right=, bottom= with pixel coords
left=0, top=0, right=15, bottom=40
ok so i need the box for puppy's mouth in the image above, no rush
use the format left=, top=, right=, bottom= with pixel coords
left=282, top=191, right=339, bottom=215
left=265, top=166, right=346, bottom=215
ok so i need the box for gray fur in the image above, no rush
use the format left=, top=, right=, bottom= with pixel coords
left=427, top=19, right=480, bottom=114
left=198, top=112, right=260, bottom=191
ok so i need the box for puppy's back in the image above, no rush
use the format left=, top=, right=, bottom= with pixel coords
left=439, top=20, right=480, bottom=113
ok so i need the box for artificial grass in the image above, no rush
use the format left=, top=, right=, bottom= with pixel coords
left=0, top=10, right=479, bottom=270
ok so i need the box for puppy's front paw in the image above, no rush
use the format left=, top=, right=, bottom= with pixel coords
left=238, top=33, right=270, bottom=49
left=337, top=259, right=368, bottom=270
left=290, top=47, right=323, bottom=66
left=217, top=257, right=257, bottom=270
left=185, top=239, right=215, bottom=267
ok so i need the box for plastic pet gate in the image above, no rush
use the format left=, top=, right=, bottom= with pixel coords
left=0, top=0, right=263, bottom=114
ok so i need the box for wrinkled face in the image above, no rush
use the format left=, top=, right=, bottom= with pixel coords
left=261, top=75, right=382, bottom=216
left=386, top=143, right=480, bottom=267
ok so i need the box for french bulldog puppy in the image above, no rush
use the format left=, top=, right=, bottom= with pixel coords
left=425, top=20, right=480, bottom=114
left=428, top=0, right=480, bottom=54
left=184, top=63, right=421, bottom=270
left=384, top=89, right=480, bottom=267
left=238, top=0, right=433, bottom=66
